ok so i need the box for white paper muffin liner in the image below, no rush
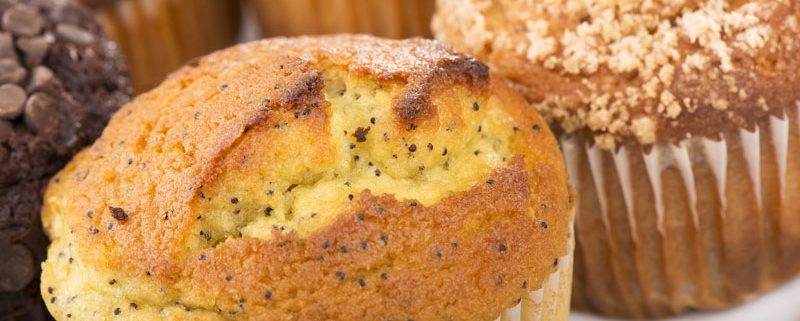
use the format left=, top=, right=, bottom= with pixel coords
left=495, top=220, right=574, bottom=321
left=563, top=103, right=800, bottom=318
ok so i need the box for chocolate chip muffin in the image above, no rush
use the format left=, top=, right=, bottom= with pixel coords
left=433, top=0, right=800, bottom=318
left=0, top=0, right=131, bottom=319
left=40, top=35, right=574, bottom=321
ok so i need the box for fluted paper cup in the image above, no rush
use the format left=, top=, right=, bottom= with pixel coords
left=248, top=0, right=434, bottom=39
left=564, top=103, right=800, bottom=318
left=82, top=0, right=241, bottom=92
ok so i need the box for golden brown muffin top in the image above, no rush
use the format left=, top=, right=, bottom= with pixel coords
left=433, top=0, right=800, bottom=149
left=41, top=35, right=572, bottom=321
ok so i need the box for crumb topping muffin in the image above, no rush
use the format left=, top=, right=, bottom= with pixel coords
left=40, top=35, right=573, bottom=321
left=433, top=0, right=800, bottom=149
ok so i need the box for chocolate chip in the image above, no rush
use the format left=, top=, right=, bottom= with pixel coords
left=24, top=92, right=56, bottom=133
left=52, top=3, right=85, bottom=26
left=0, top=83, right=26, bottom=119
left=56, top=23, right=94, bottom=45
left=0, top=58, right=26, bottom=84
left=0, top=243, right=35, bottom=291
left=27, top=65, right=54, bottom=92
left=0, top=32, right=15, bottom=59
left=17, top=35, right=50, bottom=67
left=0, top=118, right=11, bottom=142
left=2, top=5, right=45, bottom=37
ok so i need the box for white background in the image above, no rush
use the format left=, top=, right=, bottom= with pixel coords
left=570, top=276, right=800, bottom=321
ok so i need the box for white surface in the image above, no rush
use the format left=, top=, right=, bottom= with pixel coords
left=570, top=276, right=800, bottom=321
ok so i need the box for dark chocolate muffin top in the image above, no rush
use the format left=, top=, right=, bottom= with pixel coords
left=0, top=0, right=130, bottom=319
left=0, top=0, right=131, bottom=186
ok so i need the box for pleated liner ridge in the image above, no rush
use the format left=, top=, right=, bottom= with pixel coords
left=564, top=103, right=800, bottom=318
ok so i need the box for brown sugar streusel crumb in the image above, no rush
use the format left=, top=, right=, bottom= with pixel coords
left=433, top=0, right=800, bottom=149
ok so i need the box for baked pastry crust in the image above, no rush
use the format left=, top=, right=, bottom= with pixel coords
left=433, top=0, right=800, bottom=149
left=41, top=36, right=572, bottom=321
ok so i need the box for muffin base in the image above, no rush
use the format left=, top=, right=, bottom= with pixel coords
left=564, top=103, right=800, bottom=318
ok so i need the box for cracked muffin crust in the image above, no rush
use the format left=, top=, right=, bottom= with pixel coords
left=40, top=35, right=573, bottom=321
left=433, top=0, right=800, bottom=149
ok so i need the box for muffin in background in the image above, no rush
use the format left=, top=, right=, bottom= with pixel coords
left=40, top=35, right=574, bottom=321
left=249, top=0, right=433, bottom=39
left=0, top=0, right=131, bottom=320
left=434, top=0, right=800, bottom=318
left=79, top=0, right=241, bottom=92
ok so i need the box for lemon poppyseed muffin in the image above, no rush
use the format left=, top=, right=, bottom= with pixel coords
left=41, top=35, right=573, bottom=321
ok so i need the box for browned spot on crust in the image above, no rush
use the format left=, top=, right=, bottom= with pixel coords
left=108, top=207, right=127, bottom=223
left=271, top=69, right=324, bottom=112
left=393, top=56, right=489, bottom=130
left=352, top=126, right=371, bottom=142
